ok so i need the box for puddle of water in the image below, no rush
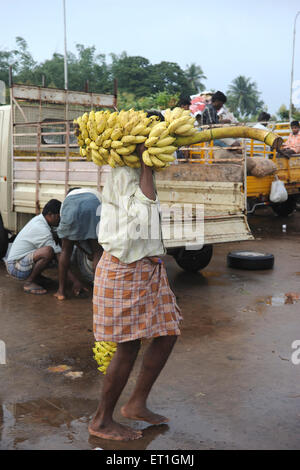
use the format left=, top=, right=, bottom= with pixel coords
left=0, top=397, right=170, bottom=450
left=266, top=294, right=286, bottom=306
left=256, top=292, right=300, bottom=307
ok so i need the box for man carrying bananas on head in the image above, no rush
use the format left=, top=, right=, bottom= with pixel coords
left=89, top=116, right=182, bottom=441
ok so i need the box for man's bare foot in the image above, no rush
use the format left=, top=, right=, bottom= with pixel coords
left=53, top=291, right=66, bottom=301
left=88, top=420, right=142, bottom=441
left=72, top=283, right=89, bottom=298
left=121, top=404, right=169, bottom=425
left=24, top=282, right=47, bottom=295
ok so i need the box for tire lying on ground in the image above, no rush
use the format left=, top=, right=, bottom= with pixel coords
left=227, top=251, right=274, bottom=270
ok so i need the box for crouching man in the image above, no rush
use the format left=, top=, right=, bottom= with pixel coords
left=54, top=188, right=103, bottom=301
left=6, top=199, right=82, bottom=295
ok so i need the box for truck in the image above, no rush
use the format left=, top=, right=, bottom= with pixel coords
left=189, top=122, right=300, bottom=217
left=0, top=84, right=253, bottom=281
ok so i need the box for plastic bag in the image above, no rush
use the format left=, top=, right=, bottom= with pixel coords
left=269, top=176, right=288, bottom=203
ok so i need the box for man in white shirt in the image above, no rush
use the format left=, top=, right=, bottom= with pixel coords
left=89, top=142, right=182, bottom=441
left=6, top=200, right=62, bottom=295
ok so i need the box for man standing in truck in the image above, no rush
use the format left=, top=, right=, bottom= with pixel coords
left=201, top=91, right=229, bottom=126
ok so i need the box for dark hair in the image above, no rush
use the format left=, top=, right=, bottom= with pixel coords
left=177, top=95, right=191, bottom=107
left=291, top=120, right=300, bottom=127
left=146, top=110, right=165, bottom=121
left=42, top=199, right=62, bottom=216
left=67, top=187, right=81, bottom=194
left=212, top=91, right=227, bottom=103
left=257, top=112, right=270, bottom=122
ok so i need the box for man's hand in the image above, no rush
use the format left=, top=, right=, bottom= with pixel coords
left=137, top=143, right=156, bottom=201
left=136, top=143, right=146, bottom=164
left=219, top=119, right=232, bottom=124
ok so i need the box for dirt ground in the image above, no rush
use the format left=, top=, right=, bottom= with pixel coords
left=1, top=206, right=300, bottom=450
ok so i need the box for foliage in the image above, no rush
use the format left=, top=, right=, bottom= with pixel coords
left=184, top=63, right=206, bottom=93
left=117, top=90, right=179, bottom=111
left=226, top=75, right=264, bottom=119
left=0, top=38, right=205, bottom=102
left=277, top=104, right=300, bottom=121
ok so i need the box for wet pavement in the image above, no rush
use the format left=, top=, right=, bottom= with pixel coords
left=1, top=206, right=300, bottom=450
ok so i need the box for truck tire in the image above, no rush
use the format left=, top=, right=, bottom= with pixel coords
left=271, top=196, right=297, bottom=217
left=0, top=213, right=9, bottom=260
left=75, top=248, right=95, bottom=284
left=174, top=245, right=213, bottom=273
left=227, top=251, right=274, bottom=270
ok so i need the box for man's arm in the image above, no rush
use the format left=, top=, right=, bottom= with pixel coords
left=137, top=144, right=156, bottom=201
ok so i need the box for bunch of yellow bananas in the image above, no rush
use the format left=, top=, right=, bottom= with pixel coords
left=164, top=107, right=198, bottom=137
left=74, top=109, right=159, bottom=169
left=74, top=107, right=196, bottom=170
left=93, top=341, right=117, bottom=375
left=142, top=121, right=177, bottom=169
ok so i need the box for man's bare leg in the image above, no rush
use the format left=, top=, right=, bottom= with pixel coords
left=89, top=339, right=143, bottom=441
left=54, top=239, right=74, bottom=300
left=24, top=246, right=55, bottom=294
left=88, top=239, right=103, bottom=272
left=121, top=335, right=177, bottom=425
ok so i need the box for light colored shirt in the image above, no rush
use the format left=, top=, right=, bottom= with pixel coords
left=282, top=132, right=300, bottom=154
left=7, top=214, right=61, bottom=262
left=64, top=187, right=102, bottom=202
left=98, top=167, right=165, bottom=264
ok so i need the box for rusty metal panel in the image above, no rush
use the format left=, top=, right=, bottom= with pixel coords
left=12, top=84, right=115, bottom=107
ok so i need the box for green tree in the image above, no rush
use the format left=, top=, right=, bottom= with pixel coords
left=0, top=37, right=36, bottom=85
left=149, top=61, right=193, bottom=96
left=226, top=75, right=264, bottom=119
left=110, top=52, right=151, bottom=97
left=0, top=50, right=13, bottom=85
left=34, top=53, right=65, bottom=88
left=11, top=37, right=37, bottom=84
left=277, top=104, right=289, bottom=121
left=184, top=63, right=206, bottom=93
left=277, top=104, right=300, bottom=121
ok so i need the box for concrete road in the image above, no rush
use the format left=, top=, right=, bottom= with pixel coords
left=1, top=207, right=300, bottom=450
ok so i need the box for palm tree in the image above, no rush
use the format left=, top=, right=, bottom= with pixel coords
left=227, top=76, right=264, bottom=119
left=185, top=63, right=206, bottom=93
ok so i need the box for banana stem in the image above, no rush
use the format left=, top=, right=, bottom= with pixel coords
left=175, top=126, right=283, bottom=151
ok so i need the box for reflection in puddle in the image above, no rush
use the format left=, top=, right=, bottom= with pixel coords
left=0, top=398, right=171, bottom=450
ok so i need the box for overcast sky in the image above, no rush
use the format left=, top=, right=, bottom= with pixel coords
left=1, top=0, right=300, bottom=114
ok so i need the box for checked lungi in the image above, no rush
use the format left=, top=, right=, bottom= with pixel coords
left=6, top=252, right=35, bottom=280
left=93, top=251, right=182, bottom=343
